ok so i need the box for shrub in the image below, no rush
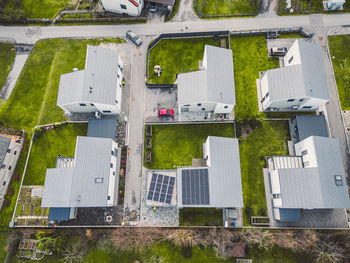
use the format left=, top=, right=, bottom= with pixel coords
left=7, top=188, right=15, bottom=196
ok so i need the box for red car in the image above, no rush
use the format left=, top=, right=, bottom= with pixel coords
left=158, top=108, right=174, bottom=118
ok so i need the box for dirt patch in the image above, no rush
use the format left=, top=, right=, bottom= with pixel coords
left=241, top=124, right=254, bottom=139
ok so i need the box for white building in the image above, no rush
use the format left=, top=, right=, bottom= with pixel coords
left=101, top=0, right=144, bottom=17
left=57, top=45, right=123, bottom=116
left=258, top=40, right=330, bottom=112
left=326, top=0, right=345, bottom=10
left=176, top=45, right=236, bottom=121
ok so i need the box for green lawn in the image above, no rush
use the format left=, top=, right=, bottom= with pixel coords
left=0, top=38, right=124, bottom=132
left=276, top=32, right=305, bottom=39
left=144, top=124, right=235, bottom=169
left=148, top=37, right=224, bottom=84
left=0, top=232, right=9, bottom=261
left=231, top=36, right=279, bottom=121
left=179, top=208, right=223, bottom=226
left=328, top=35, right=350, bottom=110
left=239, top=121, right=290, bottom=225
left=23, top=124, right=87, bottom=185
left=0, top=43, right=16, bottom=90
left=4, top=0, right=75, bottom=19
left=196, top=0, right=260, bottom=16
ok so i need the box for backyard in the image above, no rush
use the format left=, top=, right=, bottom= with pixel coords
left=0, top=43, right=16, bottom=91
left=179, top=208, right=223, bottom=226
left=239, top=120, right=290, bottom=225
left=196, top=0, right=260, bottom=16
left=144, top=124, right=235, bottom=169
left=23, top=123, right=87, bottom=185
left=231, top=35, right=279, bottom=121
left=328, top=34, right=350, bottom=110
left=0, top=38, right=124, bottom=132
left=148, top=37, right=226, bottom=84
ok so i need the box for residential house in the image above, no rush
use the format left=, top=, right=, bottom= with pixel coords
left=146, top=0, right=175, bottom=12
left=101, top=0, right=144, bottom=17
left=41, top=136, right=121, bottom=222
left=268, top=136, right=350, bottom=222
left=326, top=0, right=346, bottom=10
left=176, top=45, right=235, bottom=121
left=258, top=40, right=330, bottom=112
left=57, top=45, right=123, bottom=116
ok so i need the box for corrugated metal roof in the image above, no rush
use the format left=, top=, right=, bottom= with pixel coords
left=57, top=45, right=120, bottom=106
left=278, top=136, right=350, bottom=209
left=177, top=136, right=243, bottom=208
left=42, top=137, right=119, bottom=208
left=0, top=136, right=10, bottom=167
left=295, top=115, right=328, bottom=141
left=177, top=45, right=235, bottom=106
left=265, top=40, right=330, bottom=101
left=87, top=118, right=117, bottom=140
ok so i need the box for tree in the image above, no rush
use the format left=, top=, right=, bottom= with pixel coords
left=240, top=229, right=274, bottom=250
left=313, top=240, right=345, bottom=263
left=35, top=231, right=64, bottom=254
left=167, top=229, right=200, bottom=248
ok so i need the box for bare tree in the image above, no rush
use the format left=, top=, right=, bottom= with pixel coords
left=313, top=239, right=345, bottom=263
left=240, top=229, right=274, bottom=250
left=167, top=229, right=200, bottom=247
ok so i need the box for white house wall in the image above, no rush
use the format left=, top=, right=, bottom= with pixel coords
left=214, top=103, right=234, bottom=114
left=107, top=141, right=119, bottom=206
left=262, top=96, right=326, bottom=111
left=102, top=0, right=144, bottom=17
left=180, top=102, right=216, bottom=113
left=283, top=42, right=302, bottom=67
left=295, top=139, right=318, bottom=167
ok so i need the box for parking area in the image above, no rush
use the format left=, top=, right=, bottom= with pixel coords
left=144, top=87, right=178, bottom=123
left=266, top=38, right=301, bottom=59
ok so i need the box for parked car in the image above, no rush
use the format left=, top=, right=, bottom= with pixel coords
left=149, top=3, right=157, bottom=12
left=126, top=30, right=142, bottom=46
left=158, top=108, right=174, bottom=118
left=270, top=47, right=287, bottom=56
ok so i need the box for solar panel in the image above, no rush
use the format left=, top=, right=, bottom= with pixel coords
left=163, top=176, right=169, bottom=184
left=148, top=173, right=175, bottom=204
left=181, top=168, right=209, bottom=205
left=165, top=195, right=172, bottom=204
left=153, top=191, right=160, bottom=201
left=151, top=173, right=157, bottom=182
left=169, top=177, right=175, bottom=185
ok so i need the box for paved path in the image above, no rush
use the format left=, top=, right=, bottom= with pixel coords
left=171, top=0, right=199, bottom=22
left=258, top=0, right=278, bottom=17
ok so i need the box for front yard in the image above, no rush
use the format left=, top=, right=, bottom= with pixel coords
left=148, top=37, right=225, bottom=84
left=144, top=124, right=235, bottom=169
left=328, top=35, right=350, bottom=110
left=196, top=0, right=260, bottom=16
left=23, top=123, right=87, bottom=185
left=0, top=43, right=16, bottom=90
left=231, top=36, right=279, bottom=121
left=239, top=120, right=290, bottom=225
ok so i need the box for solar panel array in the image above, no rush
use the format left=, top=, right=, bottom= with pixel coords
left=182, top=168, right=210, bottom=205
left=147, top=173, right=175, bottom=204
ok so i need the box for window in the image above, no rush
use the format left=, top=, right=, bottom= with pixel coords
left=201, top=108, right=205, bottom=111
left=197, top=103, right=201, bottom=106
left=95, top=178, right=104, bottom=183
left=181, top=107, right=189, bottom=112
left=265, top=92, right=269, bottom=98
left=272, top=193, right=281, bottom=199
left=184, top=104, right=190, bottom=107
left=1, top=164, right=5, bottom=169
left=2, top=182, right=5, bottom=186
left=261, top=96, right=266, bottom=103
left=301, top=150, right=308, bottom=156
left=302, top=106, right=312, bottom=109
left=79, top=103, right=86, bottom=106
left=116, top=100, right=118, bottom=104
left=299, top=99, right=304, bottom=102
left=118, top=64, right=121, bottom=69
left=117, top=74, right=120, bottom=79
left=224, top=106, right=228, bottom=109
left=90, top=103, right=95, bottom=106
left=113, top=171, right=116, bottom=176
left=287, top=99, right=295, bottom=102
left=120, top=4, right=127, bottom=9
left=103, top=110, right=112, bottom=113
left=107, top=196, right=111, bottom=200
left=110, top=163, right=113, bottom=168
left=303, top=161, right=309, bottom=167
left=8, top=166, right=11, bottom=170
left=6, top=149, right=11, bottom=153
left=111, top=150, right=118, bottom=157
left=334, top=175, right=343, bottom=186
left=14, top=151, right=17, bottom=155
left=288, top=56, right=294, bottom=64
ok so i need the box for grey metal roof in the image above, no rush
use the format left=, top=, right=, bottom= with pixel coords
left=57, top=45, right=120, bottom=106
left=87, top=118, right=117, bottom=140
left=177, top=45, right=235, bottom=106
left=265, top=40, right=330, bottom=101
left=0, top=136, right=10, bottom=167
left=42, top=136, right=119, bottom=208
left=177, top=136, right=243, bottom=208
left=277, top=136, right=350, bottom=209
left=295, top=115, right=328, bottom=141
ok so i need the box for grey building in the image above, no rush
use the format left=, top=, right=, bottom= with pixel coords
left=57, top=45, right=124, bottom=116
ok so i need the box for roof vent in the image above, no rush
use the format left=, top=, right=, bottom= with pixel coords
left=77, top=195, right=81, bottom=202
left=95, top=178, right=104, bottom=183
left=73, top=68, right=78, bottom=72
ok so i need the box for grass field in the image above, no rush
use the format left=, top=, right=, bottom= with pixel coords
left=144, top=124, right=235, bottom=169
left=0, top=38, right=124, bottom=132
left=0, top=232, right=9, bottom=262
left=5, top=0, right=75, bottom=19
left=328, top=35, right=350, bottom=110
left=231, top=36, right=279, bottom=121
left=23, top=124, right=87, bottom=185
left=239, top=121, right=290, bottom=225
left=0, top=43, right=16, bottom=90
left=148, top=37, right=224, bottom=84
left=196, top=0, right=260, bottom=16
left=179, top=208, right=223, bottom=226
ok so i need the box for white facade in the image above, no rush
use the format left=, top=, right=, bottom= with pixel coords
left=101, top=0, right=144, bottom=17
